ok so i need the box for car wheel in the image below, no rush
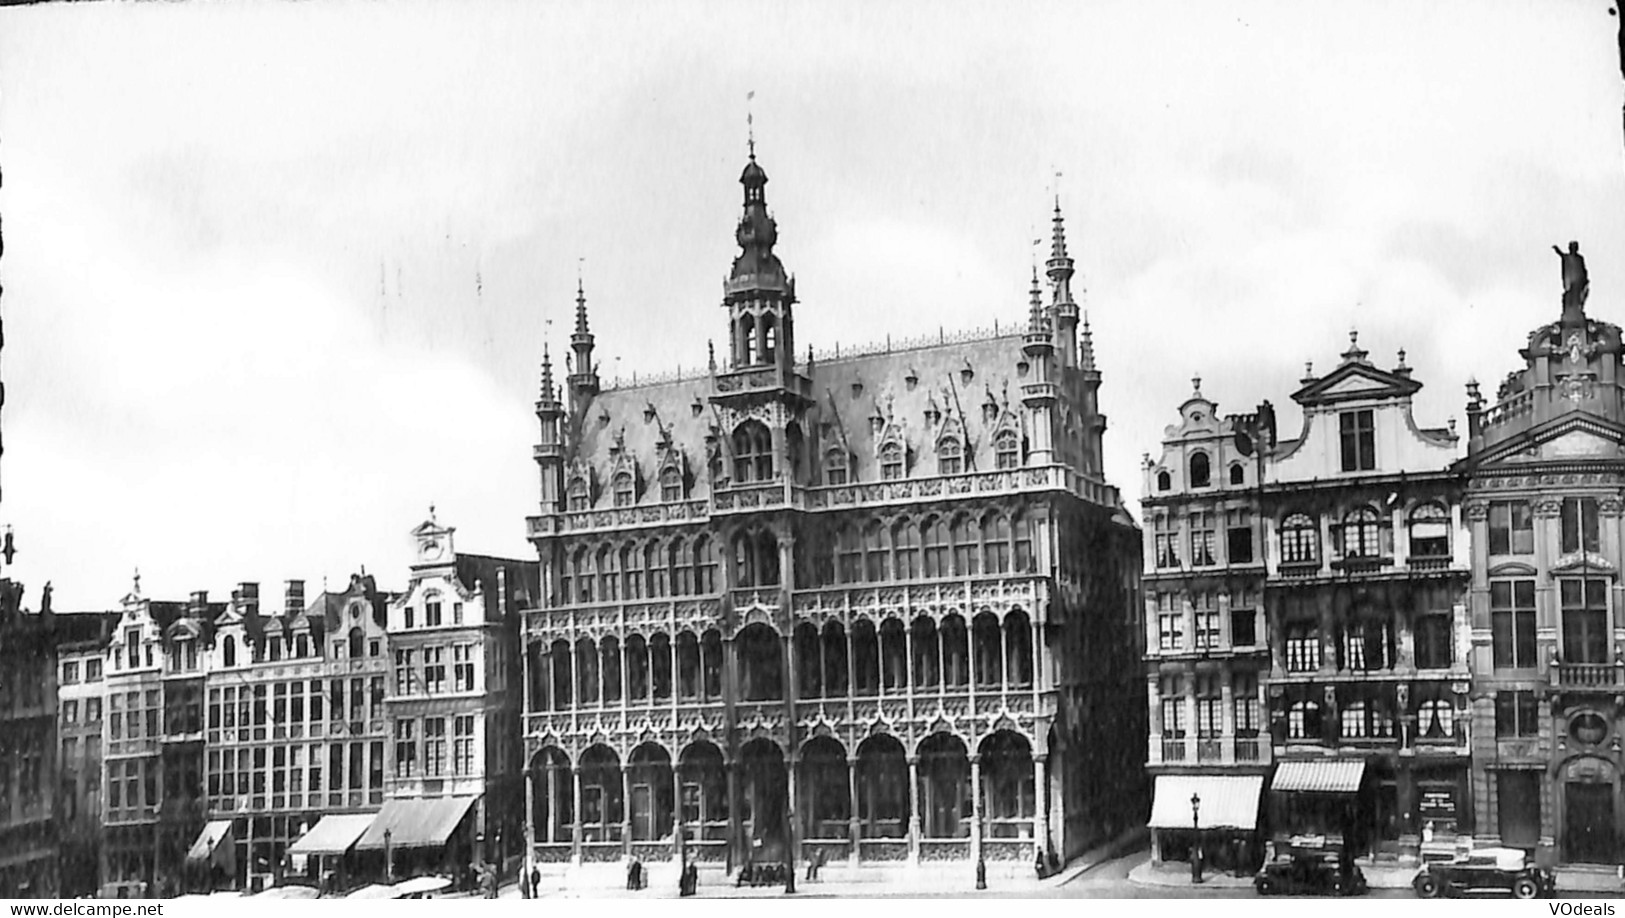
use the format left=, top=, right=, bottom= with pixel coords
left=1512, top=877, right=1539, bottom=900
left=1255, top=878, right=1274, bottom=897
left=1414, top=875, right=1441, bottom=899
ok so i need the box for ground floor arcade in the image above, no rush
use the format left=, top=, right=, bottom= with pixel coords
left=525, top=728, right=1050, bottom=869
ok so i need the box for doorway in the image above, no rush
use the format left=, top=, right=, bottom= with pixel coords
left=1564, top=782, right=1614, bottom=864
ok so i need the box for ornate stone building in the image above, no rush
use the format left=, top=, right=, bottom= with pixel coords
left=0, top=591, right=59, bottom=898
left=521, top=151, right=1142, bottom=879
left=1461, top=243, right=1625, bottom=867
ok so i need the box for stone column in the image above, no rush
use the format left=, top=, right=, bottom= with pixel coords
left=622, top=767, right=634, bottom=851
left=571, top=769, right=583, bottom=865
left=907, top=755, right=921, bottom=863
left=970, top=755, right=982, bottom=864
left=1220, top=672, right=1236, bottom=765
left=1033, top=756, right=1048, bottom=855
left=524, top=766, right=536, bottom=860
left=848, top=756, right=861, bottom=867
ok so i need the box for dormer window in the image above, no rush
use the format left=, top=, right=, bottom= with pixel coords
left=566, top=476, right=590, bottom=512
left=824, top=448, right=849, bottom=486
left=880, top=442, right=904, bottom=481
left=1189, top=452, right=1211, bottom=489
left=938, top=438, right=962, bottom=475
left=1339, top=409, right=1376, bottom=472
left=613, top=472, right=635, bottom=508
left=1156, top=470, right=1172, bottom=492
left=994, top=431, right=1020, bottom=470
left=1229, top=463, right=1245, bottom=486
left=660, top=467, right=682, bottom=502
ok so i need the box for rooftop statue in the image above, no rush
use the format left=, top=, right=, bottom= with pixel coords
left=1554, top=241, right=1588, bottom=321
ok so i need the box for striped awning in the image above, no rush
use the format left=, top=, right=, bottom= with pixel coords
left=1271, top=759, right=1366, bottom=793
left=1148, top=775, right=1263, bottom=830
left=287, top=813, right=377, bottom=857
left=355, top=796, right=478, bottom=851
left=186, top=820, right=235, bottom=866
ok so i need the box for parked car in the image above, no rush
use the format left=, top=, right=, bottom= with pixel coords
left=1254, top=854, right=1368, bottom=896
left=1412, top=847, right=1556, bottom=899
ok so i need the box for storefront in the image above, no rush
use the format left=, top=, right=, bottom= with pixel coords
left=353, top=796, right=479, bottom=883
left=183, top=820, right=236, bottom=893
left=1148, top=774, right=1265, bottom=874
left=1268, top=759, right=1367, bottom=856
left=286, top=813, right=377, bottom=893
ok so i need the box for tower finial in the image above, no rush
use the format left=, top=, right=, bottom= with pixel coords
left=746, top=90, right=756, bottom=160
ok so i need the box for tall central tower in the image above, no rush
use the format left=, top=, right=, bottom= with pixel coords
left=724, top=152, right=796, bottom=376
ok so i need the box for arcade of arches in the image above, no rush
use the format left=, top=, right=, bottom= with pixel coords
left=525, top=729, right=1044, bottom=865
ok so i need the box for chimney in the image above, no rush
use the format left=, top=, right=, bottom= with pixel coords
left=284, top=580, right=305, bottom=617
left=498, top=568, right=508, bottom=618
left=238, top=582, right=260, bottom=619
left=189, top=590, right=209, bottom=617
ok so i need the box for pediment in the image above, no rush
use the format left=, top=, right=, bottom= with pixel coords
left=1292, top=362, right=1421, bottom=406
left=1488, top=562, right=1538, bottom=577
left=1322, top=375, right=1390, bottom=396
left=1550, top=552, right=1616, bottom=576
left=1543, top=429, right=1621, bottom=459
left=1472, top=412, right=1625, bottom=469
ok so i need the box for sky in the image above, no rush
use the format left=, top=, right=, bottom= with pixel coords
left=1, top=0, right=1623, bottom=611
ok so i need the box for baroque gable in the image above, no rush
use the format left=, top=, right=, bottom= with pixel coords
left=1468, top=412, right=1625, bottom=470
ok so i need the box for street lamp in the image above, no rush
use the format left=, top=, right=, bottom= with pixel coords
left=1190, top=792, right=1204, bottom=884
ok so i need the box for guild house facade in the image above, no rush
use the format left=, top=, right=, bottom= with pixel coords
left=521, top=152, right=1143, bottom=879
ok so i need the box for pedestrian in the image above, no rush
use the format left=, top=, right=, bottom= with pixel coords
left=530, top=864, right=541, bottom=899
left=814, top=848, right=825, bottom=881
left=626, top=857, right=636, bottom=890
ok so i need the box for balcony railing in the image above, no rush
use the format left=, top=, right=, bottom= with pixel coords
left=1234, top=737, right=1261, bottom=761
left=1554, top=662, right=1625, bottom=689
left=1196, top=739, right=1223, bottom=762
left=1161, top=738, right=1187, bottom=762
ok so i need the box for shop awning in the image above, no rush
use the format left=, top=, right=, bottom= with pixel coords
left=355, top=796, right=478, bottom=851
left=1271, top=759, right=1366, bottom=793
left=1148, top=775, right=1263, bottom=830
left=186, top=820, right=236, bottom=868
left=287, top=813, right=378, bottom=857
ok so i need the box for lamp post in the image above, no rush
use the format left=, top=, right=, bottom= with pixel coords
left=383, top=828, right=393, bottom=883
left=1190, top=792, right=1204, bottom=884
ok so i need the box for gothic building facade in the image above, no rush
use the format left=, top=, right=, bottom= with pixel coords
left=521, top=153, right=1143, bottom=879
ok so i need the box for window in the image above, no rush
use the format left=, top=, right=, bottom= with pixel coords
left=1562, top=497, right=1601, bottom=554
left=1226, top=508, right=1253, bottom=564
left=613, top=472, right=634, bottom=508
left=453, top=602, right=463, bottom=625
left=1230, top=589, right=1257, bottom=646
left=1495, top=690, right=1540, bottom=738
left=1285, top=621, right=1320, bottom=672
left=1232, top=672, right=1259, bottom=736
left=1189, top=452, right=1211, bottom=489
left=732, top=421, right=773, bottom=483
left=1195, top=673, right=1221, bottom=738
left=949, top=515, right=979, bottom=577
left=62, top=661, right=79, bottom=684
left=994, top=431, right=1020, bottom=470
left=394, top=648, right=418, bottom=696
left=423, top=717, right=447, bottom=777
left=393, top=720, right=417, bottom=778
left=454, top=715, right=475, bottom=775
left=938, top=438, right=962, bottom=475
left=880, top=442, right=904, bottom=481
left=1153, top=516, right=1180, bottom=569
left=660, top=466, right=682, bottom=502
left=1192, top=592, right=1220, bottom=650
left=1156, top=594, right=1183, bottom=652
left=1159, top=675, right=1185, bottom=737
left=1488, top=501, right=1534, bottom=555
left=86, top=659, right=102, bottom=682
left=423, top=646, right=447, bottom=694
left=62, top=700, right=78, bottom=724
left=922, top=517, right=949, bottom=578
left=824, top=448, right=849, bottom=486
left=125, top=629, right=140, bottom=669
left=1288, top=700, right=1321, bottom=740
left=1339, top=409, right=1375, bottom=471
left=891, top=521, right=920, bottom=580
left=426, top=598, right=443, bottom=627
left=1561, top=577, right=1610, bottom=664
left=1419, top=696, right=1455, bottom=739
left=404, top=605, right=415, bottom=629
left=1340, top=506, right=1383, bottom=557
left=1408, top=503, right=1451, bottom=558
left=1156, top=470, right=1171, bottom=492
left=1229, top=463, right=1245, bottom=486
left=454, top=644, right=474, bottom=692
left=86, top=698, right=101, bottom=723
left=1414, top=613, right=1454, bottom=669
left=693, top=536, right=717, bottom=593
left=1280, top=513, right=1318, bottom=564
left=1189, top=511, right=1216, bottom=566
left=1341, top=700, right=1368, bottom=739
left=566, top=476, right=590, bottom=512
left=1491, top=579, right=1538, bottom=669
left=1341, top=616, right=1393, bottom=671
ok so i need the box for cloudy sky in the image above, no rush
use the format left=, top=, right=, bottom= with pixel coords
left=1, top=0, right=1623, bottom=610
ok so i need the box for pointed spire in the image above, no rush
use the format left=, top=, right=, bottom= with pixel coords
left=539, top=342, right=557, bottom=402
left=1028, top=263, right=1045, bottom=332
left=574, top=276, right=590, bottom=337
left=1080, top=313, right=1097, bottom=371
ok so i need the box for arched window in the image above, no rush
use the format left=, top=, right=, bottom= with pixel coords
left=836, top=525, right=862, bottom=583
left=572, top=547, right=594, bottom=602
left=612, top=472, right=635, bottom=508
left=739, top=314, right=757, bottom=365
left=660, top=466, right=683, bottom=502
left=762, top=314, right=777, bottom=364
left=1229, top=464, right=1245, bottom=486
left=1012, top=511, right=1034, bottom=573
left=921, top=517, right=949, bottom=578
left=994, top=431, right=1020, bottom=470
left=669, top=538, right=692, bottom=595
left=622, top=543, right=643, bottom=599
left=982, top=512, right=1011, bottom=573
left=222, top=635, right=237, bottom=668
left=1408, top=503, right=1451, bottom=558
left=938, top=438, right=962, bottom=475
left=950, top=514, right=979, bottom=576
left=1280, top=513, right=1319, bottom=564
left=1189, top=452, right=1211, bottom=489
left=825, top=448, right=849, bottom=486
left=732, top=421, right=773, bottom=483
left=1156, top=470, right=1172, bottom=492
left=891, top=519, right=920, bottom=579
left=566, top=476, right=590, bottom=512
left=645, top=540, right=667, bottom=597
left=880, top=441, right=904, bottom=481
left=1288, top=700, right=1321, bottom=740
left=1342, top=506, right=1382, bottom=557
left=1420, top=698, right=1454, bottom=738
left=597, top=545, right=619, bottom=601
left=692, top=535, right=717, bottom=593
left=863, top=520, right=888, bottom=581
left=348, top=627, right=364, bottom=660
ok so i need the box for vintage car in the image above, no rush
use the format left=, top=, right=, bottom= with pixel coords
left=1412, top=846, right=1556, bottom=899
left=1254, top=854, right=1368, bottom=896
